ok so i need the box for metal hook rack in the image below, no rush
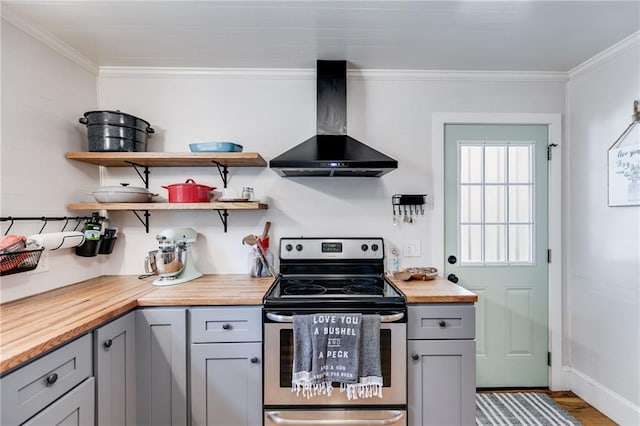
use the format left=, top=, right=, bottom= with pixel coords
left=1, top=215, right=102, bottom=235
left=392, top=194, right=427, bottom=224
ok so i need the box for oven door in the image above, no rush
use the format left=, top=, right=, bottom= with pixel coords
left=263, top=312, right=406, bottom=406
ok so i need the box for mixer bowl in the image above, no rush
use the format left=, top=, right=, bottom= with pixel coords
left=154, top=248, right=186, bottom=276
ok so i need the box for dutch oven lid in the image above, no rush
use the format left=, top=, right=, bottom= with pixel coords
left=92, top=183, right=152, bottom=194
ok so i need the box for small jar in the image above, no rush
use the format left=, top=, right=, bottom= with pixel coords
left=242, top=187, right=255, bottom=200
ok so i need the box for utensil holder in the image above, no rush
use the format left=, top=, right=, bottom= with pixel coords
left=98, top=237, right=117, bottom=255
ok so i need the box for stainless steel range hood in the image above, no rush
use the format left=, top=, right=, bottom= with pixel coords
left=270, top=60, right=398, bottom=177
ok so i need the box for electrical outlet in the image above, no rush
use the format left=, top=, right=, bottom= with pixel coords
left=29, top=250, right=49, bottom=274
left=404, top=240, right=421, bottom=257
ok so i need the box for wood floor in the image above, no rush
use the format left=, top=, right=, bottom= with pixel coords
left=478, top=389, right=617, bottom=425
left=548, top=391, right=617, bottom=426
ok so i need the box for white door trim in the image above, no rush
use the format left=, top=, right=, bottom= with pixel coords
left=432, top=113, right=568, bottom=390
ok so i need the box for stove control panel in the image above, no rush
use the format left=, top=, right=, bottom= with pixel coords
left=280, top=238, right=384, bottom=260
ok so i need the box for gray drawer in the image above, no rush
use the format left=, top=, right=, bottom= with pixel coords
left=190, top=307, right=262, bottom=343
left=1, top=333, right=92, bottom=425
left=408, top=304, right=475, bottom=340
left=22, top=377, right=94, bottom=426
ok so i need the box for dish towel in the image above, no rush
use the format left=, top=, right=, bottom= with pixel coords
left=292, top=313, right=383, bottom=400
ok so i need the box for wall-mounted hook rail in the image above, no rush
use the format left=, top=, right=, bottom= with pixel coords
left=124, top=161, right=150, bottom=188
left=392, top=194, right=427, bottom=224
left=1, top=216, right=100, bottom=235
left=211, top=161, right=230, bottom=188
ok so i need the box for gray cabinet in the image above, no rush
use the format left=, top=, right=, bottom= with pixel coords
left=135, top=308, right=187, bottom=426
left=94, top=311, right=136, bottom=426
left=1, top=333, right=93, bottom=425
left=407, top=304, right=476, bottom=426
left=190, top=307, right=262, bottom=426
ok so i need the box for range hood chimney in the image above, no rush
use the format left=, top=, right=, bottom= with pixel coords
left=270, top=60, right=398, bottom=177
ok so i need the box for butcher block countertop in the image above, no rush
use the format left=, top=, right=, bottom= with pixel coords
left=0, top=274, right=474, bottom=375
left=392, top=276, right=478, bottom=303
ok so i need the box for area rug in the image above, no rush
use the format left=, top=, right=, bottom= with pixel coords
left=476, top=392, right=582, bottom=425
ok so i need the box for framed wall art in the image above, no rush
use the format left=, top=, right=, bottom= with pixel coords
left=608, top=100, right=640, bottom=207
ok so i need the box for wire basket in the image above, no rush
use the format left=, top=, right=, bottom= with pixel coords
left=0, top=247, right=44, bottom=276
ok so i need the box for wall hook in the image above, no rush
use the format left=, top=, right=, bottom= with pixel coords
left=4, top=217, right=14, bottom=235
left=38, top=217, right=49, bottom=234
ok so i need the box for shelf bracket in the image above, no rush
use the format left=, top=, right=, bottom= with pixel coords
left=212, top=161, right=229, bottom=188
left=125, top=161, right=151, bottom=189
left=216, top=209, right=229, bottom=233
left=131, top=210, right=151, bottom=233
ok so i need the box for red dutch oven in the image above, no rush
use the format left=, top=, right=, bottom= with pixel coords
left=162, top=179, right=216, bottom=203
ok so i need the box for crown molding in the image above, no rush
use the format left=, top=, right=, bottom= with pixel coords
left=1, top=5, right=98, bottom=75
left=569, top=31, right=640, bottom=80
left=351, top=69, right=568, bottom=82
left=99, top=67, right=314, bottom=80
left=100, top=66, right=567, bottom=82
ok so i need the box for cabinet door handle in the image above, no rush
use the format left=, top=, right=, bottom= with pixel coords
left=250, top=357, right=259, bottom=364
left=45, top=373, right=58, bottom=386
left=411, top=353, right=419, bottom=361
left=222, top=323, right=232, bottom=330
left=439, top=320, right=447, bottom=328
left=103, top=339, right=112, bottom=349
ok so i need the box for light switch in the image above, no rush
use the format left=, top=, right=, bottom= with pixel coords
left=404, top=240, right=421, bottom=257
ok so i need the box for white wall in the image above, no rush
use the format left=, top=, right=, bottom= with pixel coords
left=96, top=71, right=565, bottom=279
left=0, top=19, right=99, bottom=303
left=566, top=36, right=640, bottom=425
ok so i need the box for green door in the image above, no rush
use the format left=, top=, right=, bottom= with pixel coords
left=444, top=124, right=549, bottom=387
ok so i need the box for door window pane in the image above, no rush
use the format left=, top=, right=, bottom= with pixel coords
left=508, top=145, right=532, bottom=183
left=484, top=185, right=505, bottom=223
left=509, top=225, right=532, bottom=262
left=458, top=141, right=534, bottom=265
left=485, top=146, right=506, bottom=183
left=461, top=186, right=482, bottom=222
left=460, top=225, right=482, bottom=263
left=460, top=145, right=483, bottom=183
left=485, top=225, right=506, bottom=262
left=509, top=186, right=532, bottom=223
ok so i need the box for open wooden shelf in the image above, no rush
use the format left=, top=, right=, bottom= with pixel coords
left=65, top=151, right=269, bottom=232
left=65, top=152, right=267, bottom=167
left=67, top=202, right=268, bottom=211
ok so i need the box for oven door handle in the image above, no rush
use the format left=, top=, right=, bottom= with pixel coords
left=266, top=410, right=405, bottom=425
left=265, top=312, right=404, bottom=323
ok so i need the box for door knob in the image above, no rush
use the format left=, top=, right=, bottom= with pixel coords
left=448, top=255, right=457, bottom=264
left=103, top=339, right=113, bottom=349
left=250, top=357, right=259, bottom=364
left=447, top=273, right=459, bottom=283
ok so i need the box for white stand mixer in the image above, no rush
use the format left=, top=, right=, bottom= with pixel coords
left=150, top=227, right=203, bottom=286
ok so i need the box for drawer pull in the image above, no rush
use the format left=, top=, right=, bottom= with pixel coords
left=103, top=339, right=113, bottom=349
left=45, top=373, right=58, bottom=386
left=439, top=320, right=447, bottom=328
left=411, top=353, right=419, bottom=361
left=222, top=323, right=232, bottom=330
left=250, top=357, right=259, bottom=364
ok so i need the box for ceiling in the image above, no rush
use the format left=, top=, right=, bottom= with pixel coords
left=2, top=1, right=639, bottom=72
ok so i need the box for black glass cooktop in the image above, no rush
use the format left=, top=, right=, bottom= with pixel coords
left=263, top=274, right=406, bottom=310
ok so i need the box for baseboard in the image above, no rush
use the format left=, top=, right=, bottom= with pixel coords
left=571, top=368, right=640, bottom=425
